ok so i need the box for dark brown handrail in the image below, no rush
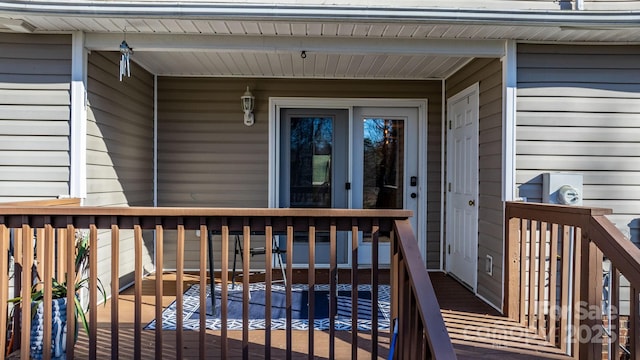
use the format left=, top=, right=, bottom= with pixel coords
left=505, top=201, right=640, bottom=359
left=393, top=219, right=457, bottom=359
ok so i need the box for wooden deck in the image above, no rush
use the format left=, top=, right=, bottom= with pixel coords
left=73, top=271, right=391, bottom=359
left=67, top=271, right=569, bottom=359
left=430, top=272, right=571, bottom=359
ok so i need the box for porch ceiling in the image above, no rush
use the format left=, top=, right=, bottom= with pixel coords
left=2, top=5, right=640, bottom=79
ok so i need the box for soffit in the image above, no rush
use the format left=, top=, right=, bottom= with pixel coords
left=2, top=11, right=639, bottom=78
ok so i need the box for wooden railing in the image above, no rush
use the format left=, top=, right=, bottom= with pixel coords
left=392, top=219, right=456, bottom=359
left=0, top=206, right=454, bottom=360
left=505, top=202, right=640, bottom=359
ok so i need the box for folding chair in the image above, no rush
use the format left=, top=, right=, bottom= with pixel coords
left=231, top=235, right=287, bottom=288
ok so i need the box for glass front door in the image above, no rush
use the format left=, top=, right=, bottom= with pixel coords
left=278, top=106, right=420, bottom=267
left=353, top=107, right=419, bottom=265
left=279, top=108, right=349, bottom=265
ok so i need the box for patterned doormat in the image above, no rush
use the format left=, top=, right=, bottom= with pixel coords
left=145, top=283, right=391, bottom=331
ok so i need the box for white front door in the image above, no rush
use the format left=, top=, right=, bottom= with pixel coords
left=353, top=107, right=420, bottom=266
left=446, top=84, right=479, bottom=290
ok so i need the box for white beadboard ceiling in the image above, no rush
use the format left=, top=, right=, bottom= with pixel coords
left=4, top=15, right=640, bottom=79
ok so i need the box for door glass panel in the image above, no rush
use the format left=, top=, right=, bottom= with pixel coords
left=289, top=116, right=333, bottom=208
left=362, top=118, right=405, bottom=243
left=363, top=118, right=405, bottom=210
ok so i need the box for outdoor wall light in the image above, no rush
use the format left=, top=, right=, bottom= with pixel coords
left=241, top=86, right=255, bottom=126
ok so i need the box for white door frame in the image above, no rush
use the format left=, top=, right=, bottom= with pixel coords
left=445, top=83, right=480, bottom=291
left=268, top=97, right=428, bottom=266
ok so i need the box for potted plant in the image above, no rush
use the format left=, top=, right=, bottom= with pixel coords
left=9, top=231, right=107, bottom=359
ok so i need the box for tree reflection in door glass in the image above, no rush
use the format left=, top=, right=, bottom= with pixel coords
left=363, top=118, right=404, bottom=210
left=290, top=117, right=333, bottom=208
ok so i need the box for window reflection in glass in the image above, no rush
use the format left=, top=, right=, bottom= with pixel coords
left=289, top=117, right=333, bottom=208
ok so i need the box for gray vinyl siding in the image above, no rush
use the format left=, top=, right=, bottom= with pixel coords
left=0, top=34, right=71, bottom=202
left=446, top=58, right=504, bottom=309
left=86, top=51, right=155, bottom=294
left=517, top=44, right=640, bottom=244
left=157, top=77, right=442, bottom=270
left=517, top=44, right=640, bottom=315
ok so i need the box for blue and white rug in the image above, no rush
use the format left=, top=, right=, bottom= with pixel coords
left=145, top=283, right=391, bottom=331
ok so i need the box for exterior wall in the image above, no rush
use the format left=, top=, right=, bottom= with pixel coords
left=86, top=51, right=155, bottom=294
left=516, top=44, right=640, bottom=245
left=517, top=44, right=640, bottom=315
left=446, top=58, right=504, bottom=308
left=157, top=77, right=443, bottom=270
left=0, top=33, right=71, bottom=202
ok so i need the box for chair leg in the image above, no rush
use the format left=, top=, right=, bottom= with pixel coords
left=273, top=237, right=287, bottom=287
left=232, top=235, right=242, bottom=289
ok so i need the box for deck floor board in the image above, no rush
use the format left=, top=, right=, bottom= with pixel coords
left=65, top=271, right=571, bottom=359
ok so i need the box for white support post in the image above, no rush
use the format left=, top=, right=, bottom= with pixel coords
left=502, top=40, right=517, bottom=203
left=70, top=31, right=87, bottom=201
left=501, top=40, right=517, bottom=313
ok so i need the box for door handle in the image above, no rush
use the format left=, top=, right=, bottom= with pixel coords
left=468, top=200, right=475, bottom=206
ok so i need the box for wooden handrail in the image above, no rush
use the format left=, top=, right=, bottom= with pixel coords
left=589, top=215, right=640, bottom=287
left=393, top=219, right=456, bottom=359
left=505, top=201, right=640, bottom=359
left=0, top=198, right=81, bottom=207
left=0, top=206, right=454, bottom=360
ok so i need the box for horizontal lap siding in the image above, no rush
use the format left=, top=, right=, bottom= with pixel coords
left=517, top=44, right=640, bottom=316
left=447, top=58, right=503, bottom=309
left=517, top=44, right=640, bottom=247
left=0, top=34, right=71, bottom=202
left=157, top=77, right=442, bottom=270
left=86, top=51, right=155, bottom=295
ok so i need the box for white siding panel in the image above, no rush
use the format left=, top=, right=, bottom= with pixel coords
left=0, top=34, right=71, bottom=201
left=0, top=105, right=69, bottom=120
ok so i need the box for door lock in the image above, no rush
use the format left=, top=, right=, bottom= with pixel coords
left=468, top=200, right=475, bottom=206
left=411, top=193, right=417, bottom=199
left=410, top=176, right=417, bottom=187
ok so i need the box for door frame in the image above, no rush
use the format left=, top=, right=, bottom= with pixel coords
left=445, top=82, right=480, bottom=291
left=268, top=97, right=428, bottom=266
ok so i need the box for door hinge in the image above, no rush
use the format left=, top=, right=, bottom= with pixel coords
left=448, top=120, right=452, bottom=130
left=448, top=183, right=451, bottom=192
left=448, top=244, right=451, bottom=254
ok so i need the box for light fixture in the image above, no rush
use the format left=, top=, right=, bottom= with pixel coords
left=241, top=86, right=255, bottom=126
left=119, top=39, right=133, bottom=81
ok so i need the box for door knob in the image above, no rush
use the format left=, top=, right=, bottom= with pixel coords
left=468, top=200, right=475, bottom=206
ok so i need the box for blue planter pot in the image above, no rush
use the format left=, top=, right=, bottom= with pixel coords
left=30, top=298, right=68, bottom=360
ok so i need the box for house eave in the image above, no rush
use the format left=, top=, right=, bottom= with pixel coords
left=2, top=1, right=640, bottom=28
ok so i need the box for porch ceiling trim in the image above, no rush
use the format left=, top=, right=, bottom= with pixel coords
left=84, top=33, right=506, bottom=58
left=2, top=1, right=640, bottom=28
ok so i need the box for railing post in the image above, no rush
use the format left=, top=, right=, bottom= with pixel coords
left=579, top=236, right=603, bottom=359
left=504, top=214, right=522, bottom=321
left=631, top=286, right=640, bottom=358
left=0, top=223, right=8, bottom=360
